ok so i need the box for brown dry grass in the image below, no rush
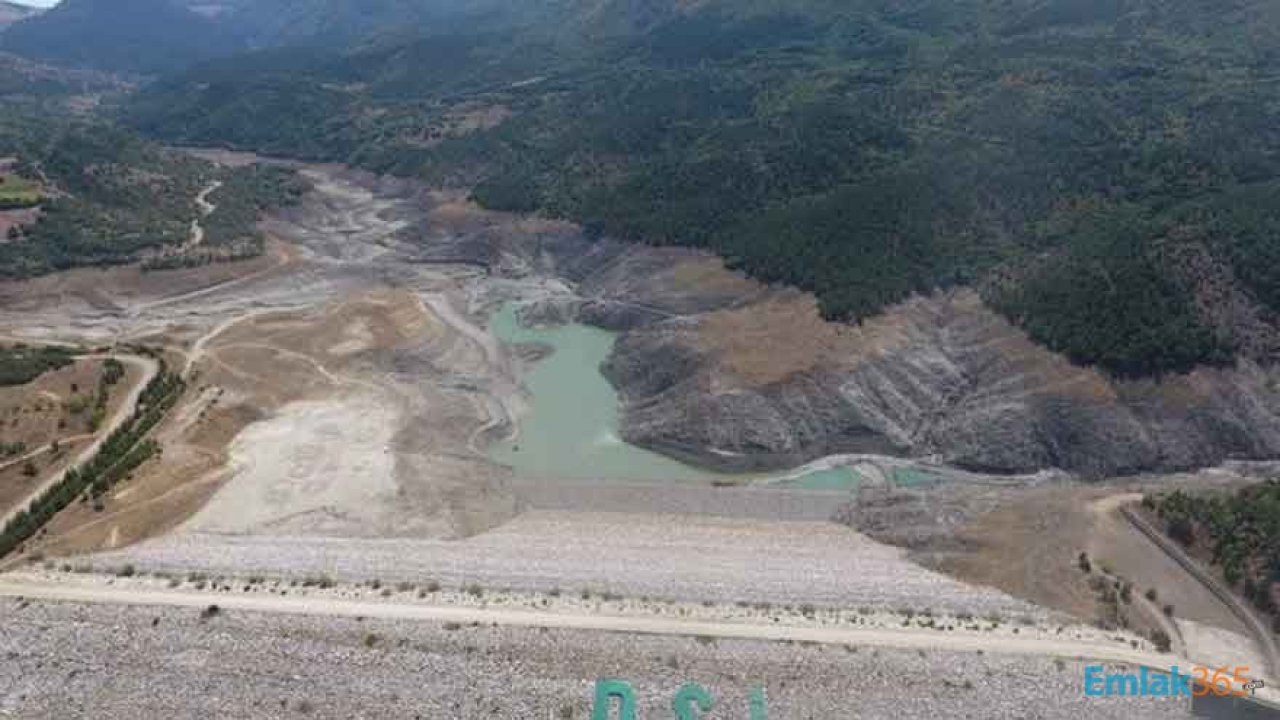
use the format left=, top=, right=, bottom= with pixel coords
left=689, top=289, right=942, bottom=387
left=426, top=190, right=576, bottom=236
left=202, top=291, right=438, bottom=402
left=0, top=437, right=90, bottom=518
left=0, top=359, right=146, bottom=514
left=667, top=256, right=761, bottom=299
left=944, top=292, right=1117, bottom=403
left=0, top=360, right=109, bottom=446
left=937, top=479, right=1252, bottom=635
left=0, top=207, right=40, bottom=241
left=0, top=237, right=286, bottom=314
left=424, top=191, right=487, bottom=226
left=688, top=287, right=1119, bottom=403
left=33, top=382, right=274, bottom=559
left=14, top=290, right=437, bottom=561
left=692, top=293, right=860, bottom=385
left=938, top=485, right=1108, bottom=621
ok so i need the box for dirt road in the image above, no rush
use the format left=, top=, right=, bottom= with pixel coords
left=1120, top=501, right=1280, bottom=679
left=0, top=433, right=93, bottom=473
left=183, top=180, right=222, bottom=250
left=0, top=354, right=159, bottom=531
left=195, top=180, right=221, bottom=217
left=0, top=575, right=1177, bottom=670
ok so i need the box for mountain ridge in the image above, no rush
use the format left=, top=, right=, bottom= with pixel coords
left=4, top=0, right=1280, bottom=382
left=0, top=0, right=41, bottom=30
left=122, top=0, right=1280, bottom=380
left=0, top=0, right=246, bottom=73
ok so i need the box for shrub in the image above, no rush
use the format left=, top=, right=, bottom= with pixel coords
left=1150, top=629, right=1172, bottom=653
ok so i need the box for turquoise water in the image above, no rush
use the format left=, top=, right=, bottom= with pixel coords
left=487, top=304, right=723, bottom=482
left=487, top=303, right=879, bottom=490
left=785, top=466, right=862, bottom=491
left=891, top=466, right=942, bottom=487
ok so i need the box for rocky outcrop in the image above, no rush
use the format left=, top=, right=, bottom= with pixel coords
left=599, top=285, right=1280, bottom=476
left=413, top=185, right=1280, bottom=478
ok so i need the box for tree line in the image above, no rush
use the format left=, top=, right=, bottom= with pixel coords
left=124, top=0, right=1280, bottom=378
left=1145, top=482, right=1280, bottom=632
left=0, top=360, right=186, bottom=559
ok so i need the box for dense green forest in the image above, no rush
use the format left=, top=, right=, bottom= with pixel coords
left=0, top=344, right=74, bottom=387
left=120, top=0, right=1280, bottom=378
left=0, top=0, right=245, bottom=74
left=0, top=105, right=306, bottom=278
left=0, top=117, right=209, bottom=277
left=0, top=51, right=129, bottom=98
left=203, top=164, right=309, bottom=249
left=143, top=164, right=309, bottom=271
left=1146, top=482, right=1280, bottom=631
left=0, top=0, right=547, bottom=75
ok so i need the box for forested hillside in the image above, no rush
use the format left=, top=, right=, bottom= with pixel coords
left=124, top=0, right=1280, bottom=377
left=215, top=0, right=524, bottom=47
left=0, top=0, right=530, bottom=74
left=0, top=1, right=40, bottom=31
left=0, top=51, right=129, bottom=97
left=1146, top=482, right=1280, bottom=631
left=0, top=106, right=304, bottom=278
left=0, top=0, right=246, bottom=73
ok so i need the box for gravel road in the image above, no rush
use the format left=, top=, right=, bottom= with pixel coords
left=0, top=573, right=1170, bottom=667
left=0, top=594, right=1197, bottom=719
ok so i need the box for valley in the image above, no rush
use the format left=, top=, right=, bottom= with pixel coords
left=0, top=0, right=1278, bottom=716
left=0, top=156, right=1275, bottom=717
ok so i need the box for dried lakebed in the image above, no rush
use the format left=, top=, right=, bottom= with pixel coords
left=5, top=162, right=1267, bottom=720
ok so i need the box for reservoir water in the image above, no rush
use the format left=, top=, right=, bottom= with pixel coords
left=487, top=304, right=722, bottom=482
left=487, top=303, right=865, bottom=489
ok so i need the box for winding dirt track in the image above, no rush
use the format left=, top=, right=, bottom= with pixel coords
left=184, top=180, right=222, bottom=250
left=0, top=354, right=159, bottom=531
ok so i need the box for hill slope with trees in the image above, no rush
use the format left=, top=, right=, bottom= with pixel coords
left=0, top=0, right=248, bottom=74
left=0, top=104, right=305, bottom=278
left=119, top=0, right=1280, bottom=377
left=1146, top=482, right=1280, bottom=632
